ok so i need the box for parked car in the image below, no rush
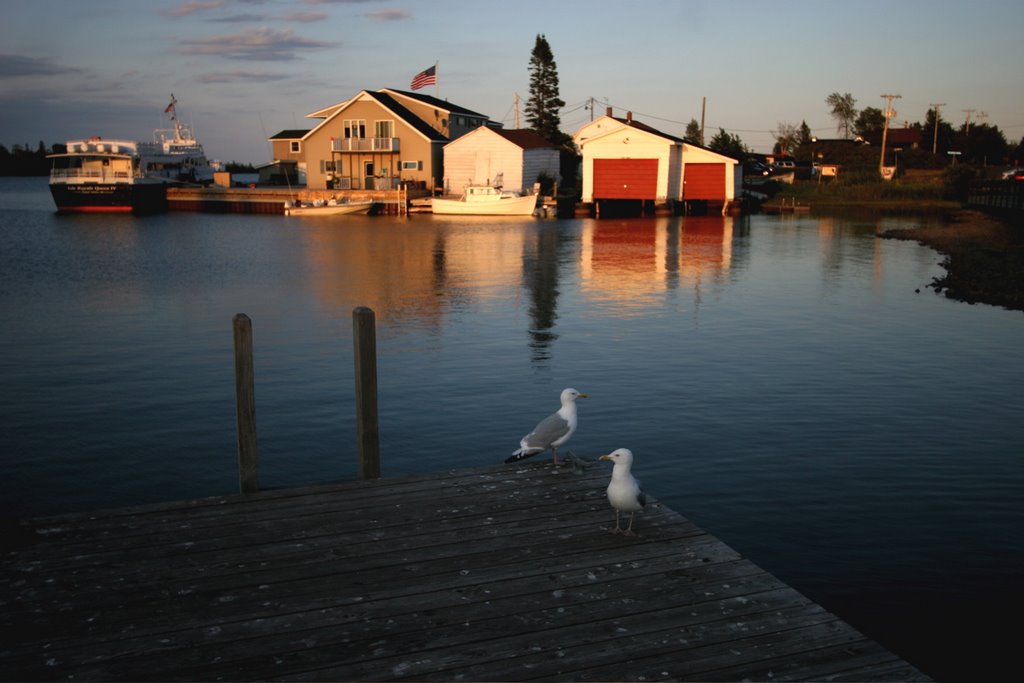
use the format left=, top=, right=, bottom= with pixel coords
left=1001, top=167, right=1024, bottom=180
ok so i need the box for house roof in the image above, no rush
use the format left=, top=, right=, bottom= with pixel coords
left=381, top=89, right=489, bottom=119
left=365, top=90, right=448, bottom=142
left=611, top=116, right=684, bottom=144
left=268, top=129, right=311, bottom=140
left=488, top=128, right=559, bottom=149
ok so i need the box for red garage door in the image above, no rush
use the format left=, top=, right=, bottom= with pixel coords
left=594, top=159, right=658, bottom=200
left=684, top=163, right=726, bottom=200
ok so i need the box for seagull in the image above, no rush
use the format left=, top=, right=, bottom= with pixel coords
left=505, top=388, right=588, bottom=465
left=599, top=448, right=646, bottom=536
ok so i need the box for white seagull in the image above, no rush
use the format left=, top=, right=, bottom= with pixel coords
left=599, top=448, right=646, bottom=536
left=506, top=388, right=588, bottom=465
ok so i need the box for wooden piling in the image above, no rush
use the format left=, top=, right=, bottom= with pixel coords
left=352, top=306, right=381, bottom=479
left=232, top=314, right=259, bottom=493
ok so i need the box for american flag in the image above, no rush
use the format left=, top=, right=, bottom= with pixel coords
left=410, top=65, right=436, bottom=90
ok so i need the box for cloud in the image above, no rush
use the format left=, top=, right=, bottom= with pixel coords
left=177, top=27, right=333, bottom=61
left=196, top=70, right=292, bottom=84
left=164, top=0, right=227, bottom=18
left=279, top=11, right=329, bottom=22
left=366, top=9, right=411, bottom=21
left=0, top=54, right=81, bottom=78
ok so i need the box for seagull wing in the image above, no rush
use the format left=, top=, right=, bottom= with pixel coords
left=505, top=412, right=570, bottom=463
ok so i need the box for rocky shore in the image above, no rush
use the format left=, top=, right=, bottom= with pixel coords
left=880, top=210, right=1024, bottom=312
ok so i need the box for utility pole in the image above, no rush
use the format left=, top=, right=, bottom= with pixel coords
left=700, top=96, right=706, bottom=147
left=514, top=92, right=520, bottom=129
left=879, top=93, right=901, bottom=171
left=930, top=102, right=946, bottom=155
left=963, top=108, right=975, bottom=135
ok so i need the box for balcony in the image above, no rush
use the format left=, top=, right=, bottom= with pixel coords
left=332, top=138, right=399, bottom=153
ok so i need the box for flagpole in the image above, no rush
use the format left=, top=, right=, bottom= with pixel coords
left=434, top=61, right=439, bottom=99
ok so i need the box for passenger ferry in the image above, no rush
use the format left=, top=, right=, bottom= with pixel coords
left=47, top=96, right=218, bottom=214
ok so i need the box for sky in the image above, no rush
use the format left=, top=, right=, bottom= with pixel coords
left=2, top=0, right=1022, bottom=165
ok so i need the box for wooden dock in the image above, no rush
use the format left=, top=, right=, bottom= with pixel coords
left=0, top=462, right=929, bottom=681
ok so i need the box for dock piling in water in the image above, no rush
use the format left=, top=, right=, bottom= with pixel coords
left=232, top=313, right=259, bottom=493
left=352, top=306, right=381, bottom=479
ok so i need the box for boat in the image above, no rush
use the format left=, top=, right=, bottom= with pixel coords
left=430, top=185, right=538, bottom=216
left=137, top=95, right=220, bottom=185
left=47, top=138, right=169, bottom=214
left=46, top=95, right=218, bottom=214
left=284, top=198, right=374, bottom=216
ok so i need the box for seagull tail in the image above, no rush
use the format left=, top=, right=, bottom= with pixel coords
left=505, top=448, right=544, bottom=464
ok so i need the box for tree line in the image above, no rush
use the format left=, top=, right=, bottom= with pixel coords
left=0, top=142, right=52, bottom=176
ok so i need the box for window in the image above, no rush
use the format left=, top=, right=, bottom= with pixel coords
left=320, top=160, right=337, bottom=173
left=374, top=120, right=394, bottom=139
left=343, top=119, right=366, bottom=139
left=401, top=160, right=423, bottom=171
left=290, top=141, right=301, bottom=153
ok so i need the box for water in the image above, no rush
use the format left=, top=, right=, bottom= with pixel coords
left=2, top=176, right=1022, bottom=680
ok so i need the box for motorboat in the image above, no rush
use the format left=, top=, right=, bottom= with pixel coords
left=430, top=185, right=538, bottom=216
left=284, top=198, right=374, bottom=216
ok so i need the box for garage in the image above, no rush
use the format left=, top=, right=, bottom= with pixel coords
left=593, top=159, right=658, bottom=200
left=683, top=163, right=726, bottom=200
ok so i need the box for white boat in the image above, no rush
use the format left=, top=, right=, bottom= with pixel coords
left=46, top=95, right=217, bottom=214
left=430, top=185, right=538, bottom=216
left=284, top=198, right=374, bottom=216
left=47, top=138, right=169, bottom=214
left=137, top=95, right=220, bottom=184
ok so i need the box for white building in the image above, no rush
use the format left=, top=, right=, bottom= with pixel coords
left=443, top=127, right=560, bottom=195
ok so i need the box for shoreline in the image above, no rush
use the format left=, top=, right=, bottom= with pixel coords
left=878, top=209, right=1024, bottom=312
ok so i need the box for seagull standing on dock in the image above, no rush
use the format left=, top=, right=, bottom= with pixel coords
left=506, top=388, right=588, bottom=465
left=599, top=448, right=646, bottom=536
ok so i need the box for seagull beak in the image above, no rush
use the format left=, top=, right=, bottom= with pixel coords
left=578, top=392, right=589, bottom=398
left=598, top=454, right=612, bottom=461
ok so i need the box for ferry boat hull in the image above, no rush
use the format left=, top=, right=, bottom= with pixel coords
left=49, top=181, right=168, bottom=214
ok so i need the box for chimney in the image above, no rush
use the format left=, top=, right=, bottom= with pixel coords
left=606, top=106, right=613, bottom=117
left=626, top=111, right=633, bottom=124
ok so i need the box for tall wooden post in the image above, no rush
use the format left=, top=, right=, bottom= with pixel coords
left=352, top=306, right=381, bottom=479
left=232, top=314, right=259, bottom=493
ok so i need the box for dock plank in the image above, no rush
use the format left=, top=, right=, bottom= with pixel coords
left=1, top=462, right=929, bottom=681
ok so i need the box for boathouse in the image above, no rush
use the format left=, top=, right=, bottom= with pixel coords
left=269, top=89, right=493, bottom=192
left=574, top=109, right=740, bottom=215
left=443, top=127, right=561, bottom=195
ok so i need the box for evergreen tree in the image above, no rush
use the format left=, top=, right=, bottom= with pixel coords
left=525, top=35, right=569, bottom=146
left=684, top=119, right=702, bottom=145
left=708, top=128, right=748, bottom=158
left=798, top=121, right=812, bottom=146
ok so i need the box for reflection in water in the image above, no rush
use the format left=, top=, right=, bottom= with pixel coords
left=521, top=226, right=563, bottom=364
left=581, top=216, right=739, bottom=316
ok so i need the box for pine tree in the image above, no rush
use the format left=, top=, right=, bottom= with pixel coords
left=525, top=35, right=569, bottom=146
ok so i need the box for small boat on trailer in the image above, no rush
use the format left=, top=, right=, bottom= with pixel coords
left=430, top=185, right=538, bottom=216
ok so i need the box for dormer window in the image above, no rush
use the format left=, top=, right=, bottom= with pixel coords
left=290, top=141, right=301, bottom=154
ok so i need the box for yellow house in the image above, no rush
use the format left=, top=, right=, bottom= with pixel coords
left=268, top=89, right=492, bottom=192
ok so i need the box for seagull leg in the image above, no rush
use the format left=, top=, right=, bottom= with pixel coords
left=608, top=510, right=622, bottom=535
left=623, top=512, right=637, bottom=537
left=551, top=446, right=561, bottom=465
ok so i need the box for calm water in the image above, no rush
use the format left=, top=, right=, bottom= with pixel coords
left=2, top=176, right=1022, bottom=680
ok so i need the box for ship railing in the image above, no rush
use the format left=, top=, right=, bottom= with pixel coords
left=51, top=169, right=136, bottom=181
